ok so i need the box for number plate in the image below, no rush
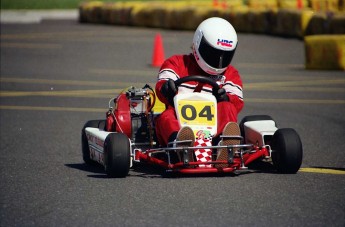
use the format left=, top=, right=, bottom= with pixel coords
left=177, top=100, right=215, bottom=126
left=174, top=93, right=218, bottom=136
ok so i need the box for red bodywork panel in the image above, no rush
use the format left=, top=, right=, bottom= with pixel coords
left=106, top=93, right=131, bottom=138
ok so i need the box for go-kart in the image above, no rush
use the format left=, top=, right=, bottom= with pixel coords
left=81, top=75, right=303, bottom=178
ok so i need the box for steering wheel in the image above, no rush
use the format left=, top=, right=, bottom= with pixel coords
left=174, top=75, right=220, bottom=91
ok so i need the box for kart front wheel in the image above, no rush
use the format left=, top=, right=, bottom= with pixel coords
left=104, top=133, right=130, bottom=178
left=271, top=128, right=303, bottom=174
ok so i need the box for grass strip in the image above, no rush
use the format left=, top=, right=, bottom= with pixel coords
left=1, top=0, right=140, bottom=9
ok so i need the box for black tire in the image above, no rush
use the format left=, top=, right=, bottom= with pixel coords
left=104, top=133, right=130, bottom=178
left=271, top=128, right=303, bottom=174
left=81, top=120, right=106, bottom=165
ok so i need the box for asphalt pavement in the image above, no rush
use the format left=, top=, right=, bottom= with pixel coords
left=1, top=14, right=345, bottom=227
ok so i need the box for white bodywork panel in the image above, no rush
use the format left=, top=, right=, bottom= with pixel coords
left=85, top=127, right=112, bottom=165
left=244, top=120, right=277, bottom=146
left=85, top=127, right=133, bottom=167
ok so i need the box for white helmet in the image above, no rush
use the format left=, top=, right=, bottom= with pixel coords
left=192, top=17, right=238, bottom=75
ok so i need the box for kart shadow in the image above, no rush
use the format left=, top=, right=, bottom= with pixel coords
left=130, top=163, right=168, bottom=178
left=65, top=163, right=110, bottom=178
left=129, top=163, right=238, bottom=178
left=65, top=162, right=167, bottom=178
left=246, top=161, right=278, bottom=174
left=132, top=161, right=279, bottom=178
left=65, top=161, right=280, bottom=179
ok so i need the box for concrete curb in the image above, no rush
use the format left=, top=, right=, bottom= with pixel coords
left=0, top=10, right=78, bottom=24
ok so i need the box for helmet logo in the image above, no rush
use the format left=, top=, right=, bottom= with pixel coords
left=217, top=39, right=233, bottom=47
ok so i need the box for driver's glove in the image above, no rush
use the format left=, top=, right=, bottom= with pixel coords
left=161, top=79, right=177, bottom=105
left=213, top=88, right=229, bottom=102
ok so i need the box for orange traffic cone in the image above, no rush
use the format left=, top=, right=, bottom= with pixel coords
left=152, top=33, right=165, bottom=67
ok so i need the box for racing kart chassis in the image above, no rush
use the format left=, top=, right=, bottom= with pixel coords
left=82, top=77, right=303, bottom=178
left=135, top=143, right=270, bottom=174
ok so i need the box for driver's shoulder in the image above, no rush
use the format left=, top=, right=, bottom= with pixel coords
left=224, top=65, right=240, bottom=75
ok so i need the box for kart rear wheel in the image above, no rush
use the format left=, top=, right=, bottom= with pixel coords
left=104, top=133, right=130, bottom=178
left=271, top=128, right=303, bottom=174
left=82, top=120, right=106, bottom=165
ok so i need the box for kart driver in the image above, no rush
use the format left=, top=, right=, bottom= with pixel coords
left=155, top=17, right=243, bottom=165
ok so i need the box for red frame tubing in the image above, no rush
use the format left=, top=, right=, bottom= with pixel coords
left=243, top=147, right=269, bottom=166
left=138, top=152, right=240, bottom=174
left=138, top=152, right=170, bottom=169
left=178, top=167, right=236, bottom=174
left=137, top=147, right=269, bottom=174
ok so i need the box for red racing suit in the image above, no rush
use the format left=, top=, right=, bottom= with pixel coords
left=155, top=53, right=244, bottom=146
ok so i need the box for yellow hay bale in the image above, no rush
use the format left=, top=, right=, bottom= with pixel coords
left=340, top=0, right=345, bottom=11
left=168, top=6, right=217, bottom=30
left=79, top=1, right=105, bottom=23
left=249, top=10, right=277, bottom=33
left=305, top=35, right=345, bottom=70
left=131, top=6, right=154, bottom=27
left=274, top=9, right=305, bottom=37
left=278, top=0, right=309, bottom=9
left=100, top=3, right=117, bottom=24
left=272, top=9, right=313, bottom=37
left=329, top=13, right=345, bottom=33
left=166, top=6, right=194, bottom=30
left=304, top=12, right=329, bottom=35
left=151, top=7, right=170, bottom=28
left=87, top=2, right=105, bottom=23
left=225, top=6, right=250, bottom=33
left=188, top=7, right=210, bottom=30
left=77, top=1, right=344, bottom=37
left=227, top=8, right=276, bottom=34
left=79, top=1, right=104, bottom=10
left=194, top=7, right=230, bottom=28
left=301, top=10, right=315, bottom=34
left=310, top=0, right=340, bottom=12
left=247, top=0, right=279, bottom=10
left=211, top=0, right=244, bottom=9
left=104, top=2, right=133, bottom=25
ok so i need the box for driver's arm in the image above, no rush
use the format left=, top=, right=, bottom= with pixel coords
left=155, top=56, right=181, bottom=106
left=222, top=66, right=244, bottom=115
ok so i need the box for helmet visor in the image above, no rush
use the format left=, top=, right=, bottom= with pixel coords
left=198, top=36, right=235, bottom=69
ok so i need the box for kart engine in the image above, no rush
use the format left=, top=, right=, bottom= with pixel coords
left=127, top=86, right=156, bottom=146
left=106, top=85, right=156, bottom=147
